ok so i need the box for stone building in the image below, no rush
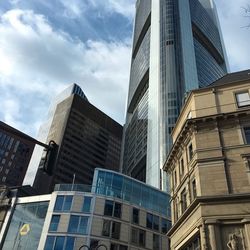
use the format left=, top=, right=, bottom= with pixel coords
left=163, top=70, right=250, bottom=249
left=32, top=84, right=123, bottom=194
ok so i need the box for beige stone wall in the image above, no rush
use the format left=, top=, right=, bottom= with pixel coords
left=57, top=214, right=70, bottom=233
left=94, top=197, right=105, bottom=215
left=91, top=217, right=103, bottom=236
left=121, top=203, right=130, bottom=222
left=71, top=195, right=84, bottom=212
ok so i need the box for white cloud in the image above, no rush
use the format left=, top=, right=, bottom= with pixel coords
left=0, top=9, right=131, bottom=137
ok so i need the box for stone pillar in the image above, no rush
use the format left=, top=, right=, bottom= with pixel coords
left=242, top=218, right=250, bottom=248
left=205, top=219, right=221, bottom=250
left=199, top=222, right=208, bottom=250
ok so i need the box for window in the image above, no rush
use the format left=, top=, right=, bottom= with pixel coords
left=82, top=196, right=92, bottom=213
left=236, top=91, right=250, bottom=107
left=161, top=218, right=171, bottom=234
left=131, top=227, right=145, bottom=247
left=111, top=244, right=128, bottom=250
left=180, top=235, right=200, bottom=250
left=102, top=220, right=121, bottom=239
left=146, top=213, right=159, bottom=231
left=153, top=234, right=160, bottom=250
left=132, top=208, right=139, bottom=224
left=188, top=143, right=193, bottom=161
left=104, top=200, right=122, bottom=218
left=49, top=215, right=60, bottom=232
left=54, top=195, right=73, bottom=211
left=181, top=189, right=187, bottom=213
left=44, top=236, right=75, bottom=250
left=243, top=127, right=250, bottom=144
left=111, top=221, right=121, bottom=239
left=180, top=158, right=184, bottom=177
left=68, top=215, right=88, bottom=234
left=192, top=179, right=197, bottom=199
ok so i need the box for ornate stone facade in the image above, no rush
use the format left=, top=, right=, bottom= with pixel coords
left=164, top=70, right=250, bottom=249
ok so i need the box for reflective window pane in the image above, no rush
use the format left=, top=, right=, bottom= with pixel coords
left=79, top=217, right=88, bottom=234
left=82, top=197, right=92, bottom=213
left=54, top=236, right=65, bottom=250
left=44, top=236, right=55, bottom=250
left=68, top=215, right=79, bottom=233
left=65, top=237, right=75, bottom=250
left=63, top=196, right=73, bottom=211
left=54, top=196, right=64, bottom=211
left=104, top=200, right=113, bottom=216
left=49, top=215, right=60, bottom=232
left=114, top=203, right=121, bottom=218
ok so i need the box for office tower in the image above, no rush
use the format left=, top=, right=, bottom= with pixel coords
left=122, top=0, right=228, bottom=190
left=24, top=84, right=87, bottom=185
left=33, top=84, right=123, bottom=194
left=0, top=121, right=36, bottom=186
left=164, top=70, right=250, bottom=249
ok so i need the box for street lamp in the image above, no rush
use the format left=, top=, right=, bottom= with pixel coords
left=79, top=244, right=108, bottom=250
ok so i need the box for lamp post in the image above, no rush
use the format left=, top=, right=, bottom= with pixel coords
left=79, top=244, right=108, bottom=250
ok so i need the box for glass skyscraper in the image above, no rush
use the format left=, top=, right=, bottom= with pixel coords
left=122, top=0, right=228, bottom=191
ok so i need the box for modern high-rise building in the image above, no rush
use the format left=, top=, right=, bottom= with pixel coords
left=32, top=84, right=123, bottom=194
left=122, top=0, right=228, bottom=190
left=24, top=84, right=88, bottom=185
left=0, top=121, right=38, bottom=186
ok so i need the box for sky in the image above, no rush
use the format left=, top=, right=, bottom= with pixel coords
left=0, top=0, right=250, bottom=138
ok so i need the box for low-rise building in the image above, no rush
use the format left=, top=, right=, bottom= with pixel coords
left=0, top=168, right=171, bottom=250
left=164, top=70, right=250, bottom=249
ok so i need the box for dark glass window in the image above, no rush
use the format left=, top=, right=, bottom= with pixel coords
left=82, top=197, right=92, bottom=213
left=147, top=213, right=159, bottom=231
left=65, top=237, right=75, bottom=250
left=132, top=208, right=139, bottom=224
left=104, top=200, right=122, bottom=218
left=54, top=196, right=64, bottom=211
left=131, top=227, right=145, bottom=247
left=153, top=215, right=159, bottom=231
left=192, top=179, right=197, bottom=199
left=45, top=236, right=75, bottom=250
left=102, top=220, right=120, bottom=239
left=111, top=244, right=128, bottom=250
left=153, top=234, right=160, bottom=250
left=161, top=218, right=171, bottom=234
left=54, top=195, right=73, bottom=211
left=64, top=196, right=73, bottom=211
left=180, top=158, right=184, bottom=177
left=146, top=213, right=153, bottom=228
left=111, top=221, right=121, bottom=239
left=45, top=236, right=55, bottom=250
left=54, top=236, right=65, bottom=250
left=102, top=220, right=111, bottom=236
left=114, top=203, right=121, bottom=218
left=49, top=215, right=60, bottom=232
left=104, top=200, right=114, bottom=216
left=244, top=127, right=250, bottom=144
left=68, top=215, right=88, bottom=234
left=181, top=189, right=187, bottom=213
left=188, top=144, right=193, bottom=160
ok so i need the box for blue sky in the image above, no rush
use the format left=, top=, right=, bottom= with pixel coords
left=0, top=0, right=250, bottom=138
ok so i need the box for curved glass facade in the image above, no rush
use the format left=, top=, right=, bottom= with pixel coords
left=122, top=0, right=228, bottom=191
left=93, top=169, right=171, bottom=217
